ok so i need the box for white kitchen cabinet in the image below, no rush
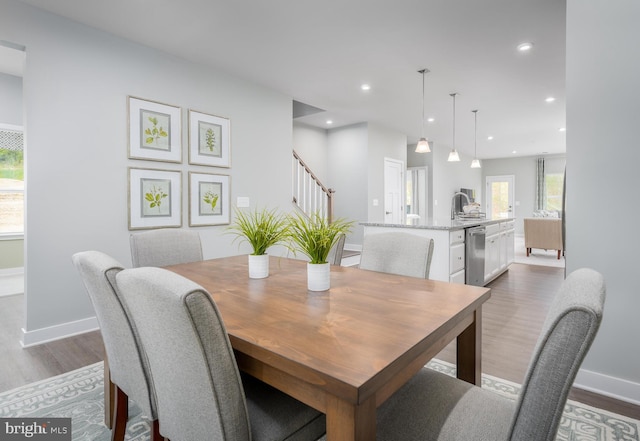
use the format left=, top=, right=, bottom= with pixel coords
left=484, top=230, right=500, bottom=282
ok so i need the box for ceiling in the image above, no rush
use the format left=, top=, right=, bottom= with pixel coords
left=11, top=0, right=566, bottom=159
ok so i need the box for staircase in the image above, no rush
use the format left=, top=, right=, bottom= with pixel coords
left=292, top=150, right=334, bottom=222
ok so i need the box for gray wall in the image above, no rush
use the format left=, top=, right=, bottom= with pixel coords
left=567, top=0, right=640, bottom=395
left=0, top=72, right=22, bottom=125
left=2, top=0, right=293, bottom=336
left=292, top=121, right=328, bottom=185
left=431, top=144, right=482, bottom=220
left=327, top=123, right=368, bottom=245
left=367, top=123, right=407, bottom=223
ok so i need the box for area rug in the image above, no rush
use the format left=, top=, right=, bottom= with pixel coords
left=0, top=360, right=637, bottom=440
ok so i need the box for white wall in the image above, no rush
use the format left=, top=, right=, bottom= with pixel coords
left=292, top=121, right=328, bottom=185
left=2, top=0, right=294, bottom=343
left=566, top=0, right=640, bottom=403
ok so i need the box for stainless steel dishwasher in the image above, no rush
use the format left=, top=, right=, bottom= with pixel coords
left=466, top=226, right=486, bottom=286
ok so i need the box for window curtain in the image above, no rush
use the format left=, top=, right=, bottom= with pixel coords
left=535, top=157, right=545, bottom=211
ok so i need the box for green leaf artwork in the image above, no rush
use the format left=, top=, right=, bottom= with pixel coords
left=205, top=128, right=215, bottom=152
left=144, top=116, right=168, bottom=146
left=144, top=185, right=168, bottom=211
left=203, top=191, right=219, bottom=210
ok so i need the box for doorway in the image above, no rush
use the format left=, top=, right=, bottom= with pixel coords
left=383, top=157, right=404, bottom=224
left=485, top=175, right=514, bottom=220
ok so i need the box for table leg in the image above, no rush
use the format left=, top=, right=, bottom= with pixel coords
left=104, top=356, right=115, bottom=428
left=456, top=306, right=482, bottom=385
left=325, top=395, right=376, bottom=441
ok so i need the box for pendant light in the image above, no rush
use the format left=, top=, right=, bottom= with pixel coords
left=447, top=93, right=461, bottom=162
left=415, top=69, right=431, bottom=153
left=471, top=110, right=481, bottom=168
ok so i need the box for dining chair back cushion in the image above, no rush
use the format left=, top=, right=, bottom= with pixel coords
left=130, top=229, right=203, bottom=267
left=327, top=233, right=346, bottom=266
left=359, top=232, right=434, bottom=278
left=116, top=267, right=325, bottom=441
left=377, top=267, right=605, bottom=441
left=71, top=251, right=155, bottom=419
left=509, top=267, right=605, bottom=440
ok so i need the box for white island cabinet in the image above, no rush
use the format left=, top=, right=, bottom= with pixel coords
left=361, top=218, right=514, bottom=286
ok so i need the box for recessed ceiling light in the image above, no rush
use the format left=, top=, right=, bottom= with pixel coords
left=487, top=136, right=494, bottom=140
left=517, top=42, right=533, bottom=52
left=512, top=150, right=517, bottom=154
left=326, top=120, right=333, bottom=125
left=361, top=84, right=371, bottom=91
left=559, top=127, right=566, bottom=132
left=427, top=117, right=435, bottom=123
left=545, top=97, right=556, bottom=103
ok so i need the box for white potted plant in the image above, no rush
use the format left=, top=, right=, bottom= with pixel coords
left=227, top=207, right=290, bottom=278
left=287, top=211, right=353, bottom=291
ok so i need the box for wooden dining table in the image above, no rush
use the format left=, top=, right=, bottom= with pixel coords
left=105, top=255, right=491, bottom=440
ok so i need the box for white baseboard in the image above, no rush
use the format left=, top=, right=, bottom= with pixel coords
left=344, top=243, right=362, bottom=252
left=21, top=316, right=99, bottom=348
left=575, top=367, right=640, bottom=406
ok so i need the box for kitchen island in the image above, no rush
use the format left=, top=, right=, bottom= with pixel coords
left=361, top=217, right=515, bottom=285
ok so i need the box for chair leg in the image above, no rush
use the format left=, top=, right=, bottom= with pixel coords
left=110, top=386, right=128, bottom=441
left=526, top=247, right=530, bottom=257
left=557, top=250, right=561, bottom=259
left=150, top=419, right=165, bottom=441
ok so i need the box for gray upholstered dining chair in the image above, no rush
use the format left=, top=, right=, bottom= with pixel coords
left=327, top=232, right=346, bottom=266
left=376, top=267, right=605, bottom=441
left=359, top=232, right=434, bottom=278
left=130, top=228, right=203, bottom=267
left=115, top=266, right=326, bottom=441
left=71, top=251, right=162, bottom=441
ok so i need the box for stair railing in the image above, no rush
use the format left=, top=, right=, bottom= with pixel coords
left=292, top=150, right=334, bottom=223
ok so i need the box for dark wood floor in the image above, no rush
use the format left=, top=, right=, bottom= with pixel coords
left=1, top=263, right=638, bottom=420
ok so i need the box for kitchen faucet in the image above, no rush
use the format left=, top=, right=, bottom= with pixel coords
left=451, top=192, right=471, bottom=220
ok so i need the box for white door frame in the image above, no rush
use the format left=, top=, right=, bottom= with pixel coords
left=384, top=157, right=404, bottom=224
left=485, top=175, right=515, bottom=219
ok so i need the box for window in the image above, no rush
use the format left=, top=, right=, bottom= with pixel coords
left=544, top=172, right=564, bottom=212
left=0, top=125, right=24, bottom=235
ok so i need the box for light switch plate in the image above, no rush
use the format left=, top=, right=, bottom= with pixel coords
left=237, top=197, right=250, bottom=207
left=373, top=199, right=379, bottom=206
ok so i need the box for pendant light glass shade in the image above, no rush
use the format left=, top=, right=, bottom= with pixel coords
left=471, top=109, right=482, bottom=168
left=448, top=93, right=460, bottom=162
left=415, top=69, right=431, bottom=153
left=416, top=138, right=430, bottom=153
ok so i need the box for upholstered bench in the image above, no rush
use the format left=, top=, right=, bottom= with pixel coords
left=524, top=217, right=563, bottom=259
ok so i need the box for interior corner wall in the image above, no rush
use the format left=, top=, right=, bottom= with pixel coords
left=327, top=123, right=368, bottom=246
left=2, top=0, right=293, bottom=341
left=367, top=123, right=407, bottom=223
left=566, top=0, right=640, bottom=400
left=0, top=72, right=22, bottom=125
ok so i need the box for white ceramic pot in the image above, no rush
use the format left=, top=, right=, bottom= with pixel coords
left=248, top=254, right=269, bottom=279
left=307, top=262, right=330, bottom=291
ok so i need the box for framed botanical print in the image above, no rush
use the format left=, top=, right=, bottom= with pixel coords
left=128, top=96, right=182, bottom=163
left=188, top=110, right=230, bottom=167
left=129, top=167, right=182, bottom=230
left=189, top=172, right=230, bottom=226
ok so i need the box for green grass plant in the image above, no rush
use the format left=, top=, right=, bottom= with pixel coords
left=227, top=207, right=290, bottom=255
left=287, top=211, right=353, bottom=264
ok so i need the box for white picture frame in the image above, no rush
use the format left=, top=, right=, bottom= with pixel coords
left=189, top=172, right=230, bottom=226
left=128, top=96, right=182, bottom=163
left=188, top=110, right=231, bottom=167
left=129, top=167, right=182, bottom=230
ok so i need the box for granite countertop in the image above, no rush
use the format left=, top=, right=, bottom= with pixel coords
left=360, top=217, right=515, bottom=231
